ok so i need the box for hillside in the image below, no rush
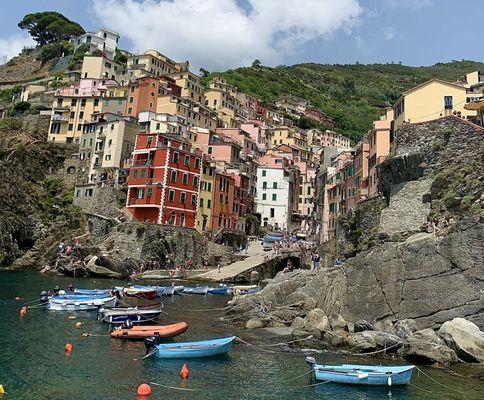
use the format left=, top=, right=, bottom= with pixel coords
left=210, top=60, right=484, bottom=140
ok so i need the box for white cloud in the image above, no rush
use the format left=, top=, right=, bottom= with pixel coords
left=382, top=27, right=396, bottom=40
left=91, top=0, right=362, bottom=70
left=0, top=34, right=36, bottom=64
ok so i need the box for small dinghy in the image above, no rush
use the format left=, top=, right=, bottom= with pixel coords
left=207, top=287, right=232, bottom=295
left=306, top=357, right=415, bottom=386
left=121, top=286, right=159, bottom=300
left=111, top=322, right=188, bottom=340
left=98, top=306, right=163, bottom=324
left=74, top=288, right=114, bottom=296
left=163, top=286, right=184, bottom=296
left=149, top=336, right=236, bottom=358
left=49, top=295, right=116, bottom=311
left=182, top=286, right=208, bottom=295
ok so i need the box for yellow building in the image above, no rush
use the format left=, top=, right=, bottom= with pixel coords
left=48, top=79, right=127, bottom=143
left=80, top=56, right=127, bottom=83
left=195, top=160, right=215, bottom=233
left=393, top=78, right=476, bottom=129
left=156, top=95, right=217, bottom=130
left=269, top=127, right=308, bottom=149
left=168, top=71, right=205, bottom=104
left=126, top=49, right=187, bottom=79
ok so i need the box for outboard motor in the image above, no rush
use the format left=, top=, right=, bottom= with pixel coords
left=53, top=285, right=60, bottom=294
left=144, top=336, right=157, bottom=355
left=122, top=319, right=133, bottom=330
left=40, top=290, right=49, bottom=304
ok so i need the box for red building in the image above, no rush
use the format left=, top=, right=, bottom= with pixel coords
left=304, top=107, right=334, bottom=128
left=127, top=132, right=202, bottom=227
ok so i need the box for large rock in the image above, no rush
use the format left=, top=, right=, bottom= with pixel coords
left=398, top=328, right=458, bottom=365
left=346, top=331, right=402, bottom=353
left=395, top=319, right=418, bottom=339
left=291, top=317, right=307, bottom=331
left=245, top=317, right=265, bottom=329
left=306, top=308, right=330, bottom=332
left=329, top=313, right=346, bottom=331
left=439, top=318, right=484, bottom=362
left=354, top=320, right=374, bottom=332
left=322, top=331, right=344, bottom=348
left=374, top=320, right=396, bottom=335
left=85, top=256, right=122, bottom=278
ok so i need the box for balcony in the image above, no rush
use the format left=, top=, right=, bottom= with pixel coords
left=131, top=159, right=154, bottom=167
left=51, top=114, right=68, bottom=122
left=127, top=197, right=159, bottom=206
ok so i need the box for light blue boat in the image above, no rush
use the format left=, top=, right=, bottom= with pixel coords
left=307, top=357, right=414, bottom=386
left=131, top=284, right=184, bottom=296
left=183, top=286, right=208, bottom=295
left=155, top=336, right=236, bottom=358
left=74, top=288, right=113, bottom=296
left=207, top=287, right=232, bottom=295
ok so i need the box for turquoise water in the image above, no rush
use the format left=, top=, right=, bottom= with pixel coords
left=0, top=269, right=483, bottom=399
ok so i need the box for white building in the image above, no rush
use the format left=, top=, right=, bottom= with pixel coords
left=71, top=28, right=119, bottom=60
left=255, top=166, right=292, bottom=229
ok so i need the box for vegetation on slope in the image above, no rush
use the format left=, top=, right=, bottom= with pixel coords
left=208, top=60, right=484, bottom=140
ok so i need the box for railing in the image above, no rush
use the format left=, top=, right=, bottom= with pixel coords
left=127, top=197, right=159, bottom=206
left=131, top=159, right=153, bottom=167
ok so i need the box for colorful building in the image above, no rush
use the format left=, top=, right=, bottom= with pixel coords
left=195, top=159, right=215, bottom=233
left=126, top=133, right=202, bottom=227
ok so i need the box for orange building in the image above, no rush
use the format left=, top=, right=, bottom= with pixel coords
left=211, top=171, right=235, bottom=231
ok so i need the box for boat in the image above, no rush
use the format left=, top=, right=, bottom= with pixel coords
left=98, top=306, right=163, bottom=324
left=162, top=286, right=184, bottom=296
left=49, top=295, right=117, bottom=311
left=121, top=286, right=159, bottom=300
left=110, top=322, right=188, bottom=340
left=182, top=286, right=208, bottom=295
left=306, top=357, right=415, bottom=386
left=208, top=286, right=232, bottom=295
left=153, top=336, right=236, bottom=358
left=74, top=288, right=114, bottom=296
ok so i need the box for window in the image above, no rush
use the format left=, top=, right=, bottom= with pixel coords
left=156, top=122, right=160, bottom=130
left=105, top=155, right=111, bottom=161
left=262, top=182, right=267, bottom=189
left=147, top=136, right=153, bottom=146
left=208, top=147, right=212, bottom=154
left=170, top=171, right=177, bottom=182
left=195, top=158, right=201, bottom=169
left=270, top=208, right=275, bottom=218
left=147, top=187, right=153, bottom=198
left=69, top=111, right=75, bottom=119
left=182, top=173, right=188, bottom=185
left=85, top=188, right=93, bottom=197
left=180, top=192, right=186, bottom=204
left=94, top=99, right=99, bottom=107
left=81, top=99, right=86, bottom=107
left=79, top=111, right=84, bottom=119
left=173, top=152, right=179, bottom=163
left=136, top=188, right=144, bottom=199
left=128, top=107, right=132, bottom=114
left=199, top=198, right=204, bottom=207
left=207, top=182, right=212, bottom=191
left=184, top=154, right=190, bottom=165
left=68, top=124, right=73, bottom=131
left=273, top=182, right=277, bottom=189
left=444, top=96, right=453, bottom=110
left=262, top=193, right=267, bottom=200
left=272, top=194, right=277, bottom=201
left=129, top=96, right=134, bottom=103
left=191, top=194, right=197, bottom=205
left=207, top=199, right=211, bottom=209
left=262, top=170, right=266, bottom=177
left=169, top=211, right=176, bottom=225
left=141, top=169, right=146, bottom=178
left=193, top=176, right=199, bottom=187
left=132, top=169, right=138, bottom=178
left=77, top=124, right=81, bottom=131
left=71, top=99, right=77, bottom=106
left=168, top=189, right=175, bottom=202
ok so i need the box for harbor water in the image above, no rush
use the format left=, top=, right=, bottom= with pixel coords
left=0, top=269, right=483, bottom=399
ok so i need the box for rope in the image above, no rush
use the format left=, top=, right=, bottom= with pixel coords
left=415, top=367, right=464, bottom=394
left=408, top=381, right=432, bottom=393
left=21, top=298, right=43, bottom=307
left=142, top=348, right=157, bottom=359
left=150, top=381, right=199, bottom=392
left=293, top=380, right=331, bottom=388
left=234, top=335, right=314, bottom=353
left=27, top=303, right=49, bottom=309
left=275, top=369, right=314, bottom=384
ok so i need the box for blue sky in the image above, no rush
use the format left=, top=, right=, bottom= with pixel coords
left=0, top=0, right=481, bottom=70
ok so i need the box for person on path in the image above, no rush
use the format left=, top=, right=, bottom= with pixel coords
left=314, top=252, right=321, bottom=271
left=217, top=262, right=221, bottom=273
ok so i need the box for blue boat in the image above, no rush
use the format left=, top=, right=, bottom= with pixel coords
left=49, top=295, right=116, bottom=311
left=306, top=357, right=414, bottom=386
left=208, top=287, right=232, bottom=295
left=183, top=286, right=208, bottom=295
left=154, top=336, right=236, bottom=358
left=73, top=288, right=114, bottom=296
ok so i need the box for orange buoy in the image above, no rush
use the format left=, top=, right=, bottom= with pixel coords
left=137, top=383, right=151, bottom=396
left=20, top=307, right=27, bottom=317
left=65, top=342, right=73, bottom=352
left=180, top=363, right=189, bottom=379
left=75, top=322, right=82, bottom=328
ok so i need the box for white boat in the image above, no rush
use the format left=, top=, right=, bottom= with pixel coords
left=48, top=295, right=117, bottom=311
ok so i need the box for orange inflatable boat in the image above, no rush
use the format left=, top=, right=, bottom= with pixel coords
left=110, top=322, right=188, bottom=340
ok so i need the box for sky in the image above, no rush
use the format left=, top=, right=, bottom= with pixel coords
left=0, top=0, right=481, bottom=71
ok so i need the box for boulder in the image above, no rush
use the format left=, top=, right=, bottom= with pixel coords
left=439, top=318, right=484, bottom=362
left=399, top=334, right=458, bottom=365
left=292, top=329, right=311, bottom=338
left=245, top=317, right=265, bottom=329
left=354, top=320, right=374, bottom=332
left=329, top=313, right=346, bottom=331
left=374, top=320, right=396, bottom=335
left=291, top=317, right=307, bottom=331
left=85, top=256, right=122, bottom=278
left=343, top=322, right=355, bottom=334
left=306, top=309, right=331, bottom=332
left=322, top=331, right=344, bottom=348
left=346, top=331, right=402, bottom=353
left=395, top=319, right=418, bottom=339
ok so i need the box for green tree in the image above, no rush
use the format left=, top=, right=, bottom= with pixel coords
left=114, top=48, right=128, bottom=65
left=251, top=59, right=261, bottom=68
left=199, top=68, right=210, bottom=77
left=18, top=12, right=84, bottom=45
left=36, top=41, right=73, bottom=63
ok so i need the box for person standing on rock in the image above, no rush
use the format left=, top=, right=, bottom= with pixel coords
left=217, top=262, right=221, bottom=273
left=314, top=252, right=321, bottom=271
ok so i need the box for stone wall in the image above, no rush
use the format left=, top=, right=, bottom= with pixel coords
left=21, top=114, right=50, bottom=138
left=73, top=186, right=126, bottom=219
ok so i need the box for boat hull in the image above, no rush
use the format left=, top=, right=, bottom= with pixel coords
left=49, top=295, right=116, bottom=311
left=182, top=286, right=208, bottom=295
left=208, top=287, right=232, bottom=295
left=110, top=322, right=188, bottom=340
left=314, top=364, right=415, bottom=386
left=155, top=336, right=235, bottom=358
left=99, top=307, right=163, bottom=324
left=74, top=288, right=113, bottom=296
